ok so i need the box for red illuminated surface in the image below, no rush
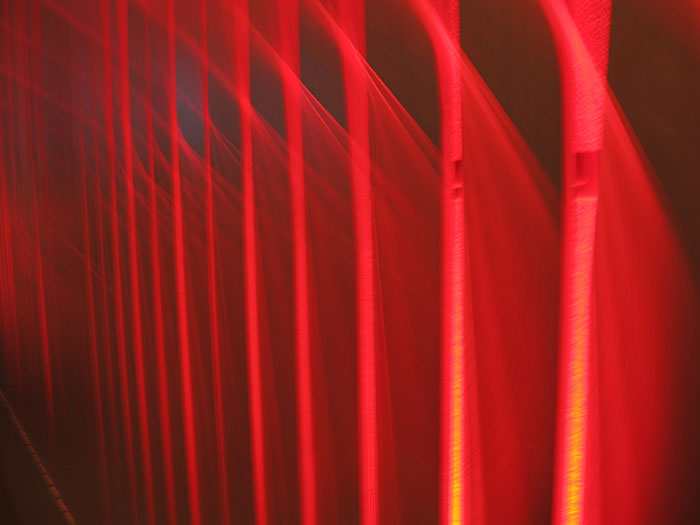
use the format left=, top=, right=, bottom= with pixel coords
left=0, top=0, right=698, bottom=524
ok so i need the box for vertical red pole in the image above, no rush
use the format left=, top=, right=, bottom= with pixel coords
left=144, top=13, right=177, bottom=525
left=93, top=124, right=120, bottom=514
left=20, top=0, right=54, bottom=440
left=200, top=2, right=231, bottom=523
left=278, top=2, right=317, bottom=524
left=0, top=2, right=20, bottom=395
left=0, top=67, right=14, bottom=389
left=235, top=0, right=267, bottom=523
left=167, top=1, right=202, bottom=523
left=100, top=0, right=140, bottom=520
left=79, top=125, right=111, bottom=523
left=432, top=2, right=475, bottom=524
left=337, top=2, right=377, bottom=524
left=116, top=3, right=156, bottom=523
left=548, top=2, right=611, bottom=524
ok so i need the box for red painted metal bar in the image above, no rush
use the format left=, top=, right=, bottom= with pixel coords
left=167, top=1, right=202, bottom=522
left=116, top=3, right=157, bottom=523
left=236, top=0, right=268, bottom=523
left=278, top=1, right=317, bottom=524
left=336, top=1, right=377, bottom=524
left=79, top=125, right=111, bottom=522
left=144, top=13, right=178, bottom=525
left=541, top=2, right=611, bottom=524
left=201, top=1, right=232, bottom=523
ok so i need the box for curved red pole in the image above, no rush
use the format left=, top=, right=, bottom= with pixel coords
left=538, top=2, right=611, bottom=524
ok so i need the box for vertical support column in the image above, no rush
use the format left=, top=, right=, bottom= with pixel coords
left=200, top=2, right=231, bottom=523
left=144, top=13, right=177, bottom=525
left=278, top=2, right=316, bottom=523
left=116, top=3, right=156, bottom=523
left=236, top=1, right=267, bottom=523
left=337, top=1, right=376, bottom=524
left=99, top=1, right=139, bottom=520
left=549, top=2, right=611, bottom=524
left=167, top=1, right=202, bottom=523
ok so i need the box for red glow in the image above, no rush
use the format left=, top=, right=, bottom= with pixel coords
left=0, top=1, right=698, bottom=524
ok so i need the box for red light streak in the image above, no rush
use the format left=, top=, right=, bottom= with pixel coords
left=168, top=0, right=202, bottom=522
left=0, top=1, right=695, bottom=523
left=201, top=1, right=232, bottom=523
left=79, top=126, right=111, bottom=521
left=0, top=0, right=20, bottom=395
left=337, top=1, right=378, bottom=524
left=19, top=1, right=55, bottom=440
left=100, top=0, right=140, bottom=518
left=144, top=14, right=177, bottom=525
left=116, top=2, right=156, bottom=522
left=541, top=2, right=610, bottom=524
left=237, top=0, right=268, bottom=522
left=278, top=1, right=318, bottom=523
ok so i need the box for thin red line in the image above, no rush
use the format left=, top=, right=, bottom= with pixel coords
left=236, top=1, right=267, bottom=522
left=0, top=76, right=13, bottom=389
left=93, top=125, right=120, bottom=508
left=100, top=1, right=140, bottom=520
left=168, top=2, right=202, bottom=523
left=79, top=127, right=111, bottom=523
left=20, top=0, right=54, bottom=439
left=337, top=2, right=377, bottom=524
left=116, top=3, right=156, bottom=523
left=0, top=11, right=20, bottom=395
left=201, top=2, right=232, bottom=523
left=144, top=14, right=177, bottom=525
left=278, top=2, right=317, bottom=523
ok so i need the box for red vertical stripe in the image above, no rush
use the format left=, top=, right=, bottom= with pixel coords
left=278, top=1, right=317, bottom=524
left=236, top=1, right=267, bottom=522
left=337, top=2, right=377, bottom=524
left=201, top=1, right=231, bottom=523
left=100, top=1, right=140, bottom=520
left=116, top=3, right=156, bottom=523
left=79, top=126, right=111, bottom=523
left=168, top=2, right=202, bottom=523
left=540, top=2, right=610, bottom=524
left=20, top=0, right=55, bottom=439
left=144, top=14, right=177, bottom=523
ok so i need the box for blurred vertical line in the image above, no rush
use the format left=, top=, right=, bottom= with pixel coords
left=116, top=2, right=157, bottom=523
left=167, top=0, right=203, bottom=522
left=5, top=1, right=22, bottom=398
left=93, top=113, right=120, bottom=520
left=0, top=0, right=21, bottom=398
left=433, top=1, right=472, bottom=524
left=144, top=12, right=178, bottom=525
left=337, top=1, right=377, bottom=524
left=236, top=0, right=268, bottom=522
left=277, top=0, right=317, bottom=523
left=200, top=1, right=232, bottom=523
left=541, top=1, right=610, bottom=524
left=100, top=0, right=140, bottom=519
left=79, top=124, right=112, bottom=523
left=20, top=0, right=55, bottom=441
